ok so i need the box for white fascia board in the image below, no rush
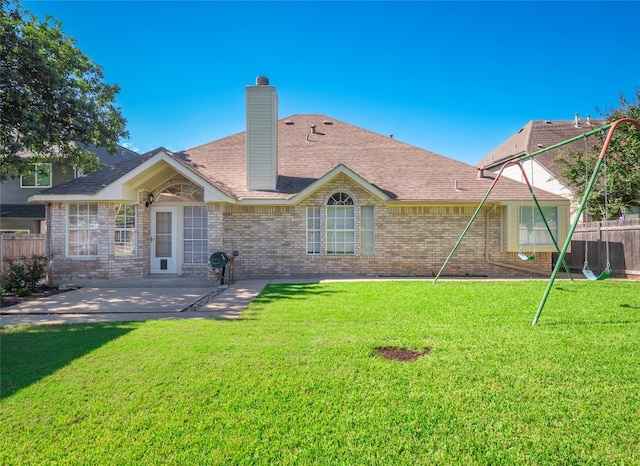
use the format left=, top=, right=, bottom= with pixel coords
left=31, top=151, right=234, bottom=204
left=28, top=194, right=105, bottom=203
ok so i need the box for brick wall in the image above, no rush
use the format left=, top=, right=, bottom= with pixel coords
left=47, top=198, right=149, bottom=284
left=222, top=176, right=551, bottom=279
left=46, top=177, right=552, bottom=282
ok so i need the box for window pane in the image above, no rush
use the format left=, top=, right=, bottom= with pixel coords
left=519, top=206, right=558, bottom=246
left=326, top=196, right=355, bottom=255
left=37, top=164, right=51, bottom=186
left=114, top=204, right=137, bottom=256
left=68, top=203, right=99, bottom=256
left=183, top=206, right=207, bottom=264
left=361, top=206, right=374, bottom=256
left=22, top=171, right=36, bottom=187
left=307, top=207, right=322, bottom=255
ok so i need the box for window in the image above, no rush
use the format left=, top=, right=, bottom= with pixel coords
left=307, top=207, right=321, bottom=254
left=21, top=163, right=52, bottom=188
left=519, top=206, right=558, bottom=246
left=68, top=203, right=99, bottom=256
left=183, top=206, right=208, bottom=264
left=326, top=193, right=355, bottom=254
left=115, top=204, right=137, bottom=256
left=360, top=206, right=375, bottom=256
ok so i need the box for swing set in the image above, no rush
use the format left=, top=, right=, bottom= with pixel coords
left=533, top=118, right=640, bottom=324
left=580, top=132, right=613, bottom=281
left=431, top=118, right=640, bottom=325
left=432, top=158, right=573, bottom=283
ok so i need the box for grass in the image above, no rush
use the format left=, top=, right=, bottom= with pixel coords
left=1, top=280, right=639, bottom=465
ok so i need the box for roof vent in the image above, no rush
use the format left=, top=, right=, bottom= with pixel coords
left=323, top=120, right=333, bottom=125
left=574, top=113, right=581, bottom=128
left=256, top=76, right=269, bottom=85
left=284, top=120, right=294, bottom=125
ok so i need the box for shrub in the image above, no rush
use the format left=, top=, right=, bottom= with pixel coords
left=2, top=255, right=49, bottom=292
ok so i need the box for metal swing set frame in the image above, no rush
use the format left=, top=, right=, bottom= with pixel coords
left=431, top=118, right=640, bottom=326
left=433, top=158, right=573, bottom=284
left=532, top=118, right=640, bottom=325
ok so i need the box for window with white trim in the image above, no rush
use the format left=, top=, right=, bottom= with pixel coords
left=360, top=206, right=375, bottom=256
left=68, top=203, right=99, bottom=256
left=21, top=163, right=52, bottom=188
left=307, top=207, right=321, bottom=254
left=114, top=204, right=137, bottom=256
left=183, top=206, right=208, bottom=264
left=519, top=206, right=558, bottom=246
left=326, top=192, right=355, bottom=254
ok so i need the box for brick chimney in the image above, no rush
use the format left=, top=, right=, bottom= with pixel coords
left=246, top=76, right=278, bottom=191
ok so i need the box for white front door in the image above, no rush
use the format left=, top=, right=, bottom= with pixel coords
left=151, top=207, right=178, bottom=274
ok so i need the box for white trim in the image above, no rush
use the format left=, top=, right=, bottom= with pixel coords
left=28, top=151, right=234, bottom=204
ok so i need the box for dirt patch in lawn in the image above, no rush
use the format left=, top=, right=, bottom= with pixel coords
left=374, top=346, right=431, bottom=362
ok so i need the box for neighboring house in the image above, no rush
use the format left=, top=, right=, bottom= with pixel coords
left=29, top=77, right=571, bottom=284
left=1, top=145, right=139, bottom=233
left=475, top=115, right=611, bottom=220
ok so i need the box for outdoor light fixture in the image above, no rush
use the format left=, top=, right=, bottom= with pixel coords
left=145, top=193, right=155, bottom=208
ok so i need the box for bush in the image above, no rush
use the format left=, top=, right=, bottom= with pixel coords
left=2, top=255, right=49, bottom=291
left=17, top=287, right=31, bottom=297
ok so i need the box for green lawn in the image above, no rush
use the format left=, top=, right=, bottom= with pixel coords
left=2, top=280, right=639, bottom=465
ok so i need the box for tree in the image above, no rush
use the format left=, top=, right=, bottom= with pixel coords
left=0, top=0, right=128, bottom=181
left=558, top=88, right=640, bottom=220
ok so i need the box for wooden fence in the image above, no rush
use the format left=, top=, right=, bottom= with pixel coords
left=1, top=233, right=46, bottom=271
left=562, top=219, right=640, bottom=277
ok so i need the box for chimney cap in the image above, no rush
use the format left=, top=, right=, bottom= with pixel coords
left=256, top=76, right=269, bottom=85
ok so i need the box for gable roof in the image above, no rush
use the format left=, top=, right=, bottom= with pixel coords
left=179, top=114, right=563, bottom=203
left=477, top=119, right=606, bottom=173
left=30, top=115, right=567, bottom=204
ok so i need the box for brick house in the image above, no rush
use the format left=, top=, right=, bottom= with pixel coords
left=29, top=78, right=571, bottom=284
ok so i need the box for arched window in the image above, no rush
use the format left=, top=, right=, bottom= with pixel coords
left=326, top=192, right=355, bottom=254
left=155, top=182, right=204, bottom=203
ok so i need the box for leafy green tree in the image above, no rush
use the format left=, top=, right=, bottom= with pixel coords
left=558, top=88, right=640, bottom=220
left=0, top=0, right=128, bottom=181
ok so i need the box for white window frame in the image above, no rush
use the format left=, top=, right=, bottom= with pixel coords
left=326, top=193, right=355, bottom=255
left=21, top=163, right=52, bottom=188
left=114, top=204, right=137, bottom=257
left=67, top=203, right=99, bottom=256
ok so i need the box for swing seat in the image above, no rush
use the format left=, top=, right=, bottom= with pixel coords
left=582, top=267, right=613, bottom=281
left=518, top=252, right=536, bottom=261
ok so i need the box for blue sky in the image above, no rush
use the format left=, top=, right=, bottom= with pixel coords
left=24, top=1, right=640, bottom=165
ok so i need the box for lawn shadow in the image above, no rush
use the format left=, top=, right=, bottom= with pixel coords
left=251, top=283, right=344, bottom=307
left=1, top=323, right=135, bottom=400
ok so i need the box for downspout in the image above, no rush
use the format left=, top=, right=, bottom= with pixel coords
left=484, top=207, right=548, bottom=276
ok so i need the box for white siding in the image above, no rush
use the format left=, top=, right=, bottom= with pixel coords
left=490, top=159, right=573, bottom=199
left=246, top=85, right=278, bottom=190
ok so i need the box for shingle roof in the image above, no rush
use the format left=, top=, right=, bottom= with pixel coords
left=35, top=116, right=566, bottom=202
left=40, top=152, right=155, bottom=195
left=477, top=119, right=606, bottom=173
left=180, top=114, right=563, bottom=202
